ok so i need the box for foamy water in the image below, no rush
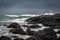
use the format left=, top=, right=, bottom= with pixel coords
left=0, top=13, right=60, bottom=40
left=5, top=14, right=39, bottom=17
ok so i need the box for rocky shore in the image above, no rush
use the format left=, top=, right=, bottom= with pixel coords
left=0, top=13, right=60, bottom=40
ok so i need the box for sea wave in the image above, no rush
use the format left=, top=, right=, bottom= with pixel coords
left=5, top=14, right=39, bottom=17
left=5, top=15, right=19, bottom=17
left=0, top=18, right=28, bottom=25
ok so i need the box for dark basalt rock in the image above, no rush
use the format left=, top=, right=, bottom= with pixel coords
left=56, top=30, right=60, bottom=34
left=33, top=28, right=57, bottom=40
left=7, top=22, right=21, bottom=28
left=26, top=37, right=40, bottom=40
left=25, top=13, right=60, bottom=29
left=26, top=28, right=36, bottom=36
left=25, top=16, right=41, bottom=24
left=55, top=37, right=60, bottom=40
left=3, top=24, right=7, bottom=26
left=22, top=25, right=41, bottom=28
left=10, top=36, right=18, bottom=38
left=9, top=28, right=27, bottom=35
left=43, top=28, right=57, bottom=38
left=0, top=36, right=12, bottom=40
left=41, top=28, right=57, bottom=40
left=14, top=38, right=24, bottom=40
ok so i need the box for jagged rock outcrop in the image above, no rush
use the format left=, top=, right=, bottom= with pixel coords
left=9, top=28, right=27, bottom=35
left=14, top=38, right=24, bottom=40
left=26, top=13, right=60, bottom=29
left=56, top=30, right=60, bottom=34
left=0, top=36, right=12, bottom=40
left=7, top=22, right=21, bottom=28
left=26, top=37, right=40, bottom=40
left=55, top=37, right=60, bottom=40
left=33, top=28, right=57, bottom=40
left=25, top=16, right=41, bottom=24
left=22, top=25, right=41, bottom=28
left=26, top=28, right=36, bottom=35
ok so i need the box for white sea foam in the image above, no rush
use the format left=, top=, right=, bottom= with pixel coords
left=20, top=14, right=39, bottom=17
left=5, top=15, right=19, bottom=17
left=43, top=12, right=54, bottom=15
left=2, top=33, right=31, bottom=39
left=5, top=14, right=39, bottom=17
left=31, top=24, right=49, bottom=31
left=0, top=18, right=28, bottom=25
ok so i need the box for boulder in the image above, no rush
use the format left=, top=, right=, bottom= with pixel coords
left=26, top=37, right=40, bottom=40
left=10, top=36, right=18, bottom=38
left=56, top=30, right=60, bottom=34
left=26, top=28, right=36, bottom=36
left=41, top=28, right=57, bottom=40
left=22, top=25, right=41, bottom=28
left=43, top=28, right=57, bottom=38
left=0, top=36, right=12, bottom=40
left=25, top=16, right=41, bottom=24
left=7, top=22, right=21, bottom=28
left=14, top=38, right=24, bottom=40
left=55, top=37, right=60, bottom=40
left=33, top=28, right=57, bottom=40
left=9, top=28, right=27, bottom=35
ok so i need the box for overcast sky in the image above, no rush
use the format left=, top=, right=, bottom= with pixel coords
left=0, top=0, right=60, bottom=14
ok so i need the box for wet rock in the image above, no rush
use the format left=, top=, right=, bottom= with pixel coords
left=26, top=28, right=36, bottom=36
left=7, top=22, right=21, bottom=28
left=43, top=28, right=57, bottom=38
left=39, top=15, right=55, bottom=27
left=55, top=37, right=60, bottom=40
left=25, top=16, right=41, bottom=24
left=9, top=28, right=27, bottom=35
left=3, top=24, right=7, bottom=26
left=33, top=28, right=57, bottom=40
left=41, top=28, right=57, bottom=40
left=26, top=37, right=40, bottom=40
left=0, top=36, right=12, bottom=40
left=57, top=30, right=60, bottom=34
left=22, top=25, right=41, bottom=28
left=10, top=36, right=18, bottom=38
left=42, top=22, right=55, bottom=27
left=14, top=38, right=24, bottom=40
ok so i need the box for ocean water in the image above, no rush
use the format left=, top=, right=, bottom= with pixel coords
left=0, top=13, right=40, bottom=40
left=0, top=14, right=39, bottom=25
left=0, top=13, right=60, bottom=40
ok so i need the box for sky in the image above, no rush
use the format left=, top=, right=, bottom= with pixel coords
left=0, top=0, right=60, bottom=14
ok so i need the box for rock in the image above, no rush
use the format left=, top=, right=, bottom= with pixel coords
left=26, top=28, right=36, bottom=36
left=7, top=22, right=21, bottom=28
left=10, top=36, right=18, bottom=38
left=42, top=22, right=55, bottom=27
left=54, top=13, right=60, bottom=17
left=14, top=38, right=24, bottom=40
left=41, top=28, right=57, bottom=40
left=33, top=28, right=57, bottom=40
left=43, top=28, right=57, bottom=38
left=26, top=37, right=40, bottom=40
left=0, top=36, right=12, bottom=40
left=25, top=16, right=41, bottom=24
left=55, top=37, right=60, bottom=40
left=9, top=28, right=27, bottom=35
left=3, top=24, right=7, bottom=26
left=57, top=30, right=60, bottom=34
left=22, top=25, right=41, bottom=28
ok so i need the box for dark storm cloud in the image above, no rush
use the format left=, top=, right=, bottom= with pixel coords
left=0, top=0, right=60, bottom=8
left=0, top=0, right=60, bottom=14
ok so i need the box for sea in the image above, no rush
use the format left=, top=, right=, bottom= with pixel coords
left=0, top=13, right=60, bottom=40
left=0, top=13, right=41, bottom=39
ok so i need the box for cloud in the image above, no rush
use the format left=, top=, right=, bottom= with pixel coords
left=0, top=0, right=60, bottom=14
